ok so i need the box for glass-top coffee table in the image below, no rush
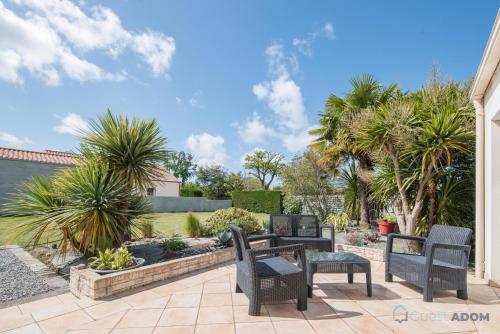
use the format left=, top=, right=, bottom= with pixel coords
left=303, top=250, right=372, bottom=298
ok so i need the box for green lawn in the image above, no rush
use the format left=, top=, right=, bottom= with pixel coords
left=0, top=212, right=271, bottom=246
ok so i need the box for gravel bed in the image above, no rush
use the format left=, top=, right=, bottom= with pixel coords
left=0, top=249, right=51, bottom=302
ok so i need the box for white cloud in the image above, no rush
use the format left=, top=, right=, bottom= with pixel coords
left=53, top=113, right=89, bottom=135
left=282, top=126, right=318, bottom=153
left=0, top=0, right=175, bottom=85
left=292, top=22, right=335, bottom=56
left=186, top=133, right=227, bottom=166
left=188, top=91, right=203, bottom=108
left=323, top=23, right=335, bottom=39
left=292, top=38, right=312, bottom=57
left=236, top=112, right=275, bottom=144
left=0, top=131, right=33, bottom=148
left=175, top=96, right=182, bottom=105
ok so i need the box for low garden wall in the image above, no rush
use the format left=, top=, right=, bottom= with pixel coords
left=336, top=244, right=385, bottom=262
left=149, top=196, right=232, bottom=212
left=70, top=240, right=266, bottom=299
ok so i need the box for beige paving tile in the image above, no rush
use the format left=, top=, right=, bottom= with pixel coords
left=174, top=285, right=204, bottom=295
left=18, top=296, right=63, bottom=315
left=2, top=323, right=43, bottom=334
left=133, top=297, right=170, bottom=309
left=119, top=289, right=164, bottom=307
left=38, top=310, right=94, bottom=334
left=0, top=305, right=21, bottom=318
left=235, top=322, right=275, bottom=334
left=417, top=313, right=477, bottom=333
left=473, top=311, right=500, bottom=332
left=233, top=305, right=271, bottom=323
left=157, top=308, right=199, bottom=326
left=377, top=315, right=432, bottom=334
left=85, top=299, right=131, bottom=320
left=152, top=282, right=188, bottom=297
left=167, top=294, right=201, bottom=308
left=67, top=330, right=110, bottom=334
left=194, top=324, right=235, bottom=334
left=342, top=316, right=393, bottom=334
left=272, top=320, right=315, bottom=334
left=322, top=300, right=369, bottom=317
left=0, top=313, right=34, bottom=332
left=197, top=306, right=234, bottom=324
left=200, top=293, right=232, bottom=307
left=111, top=328, right=153, bottom=334
left=203, top=283, right=231, bottom=294
left=231, top=293, right=249, bottom=306
left=115, top=309, right=163, bottom=328
left=70, top=311, right=127, bottom=330
left=265, top=304, right=305, bottom=321
left=153, top=326, right=195, bottom=334
left=308, top=319, right=355, bottom=334
left=31, top=301, right=80, bottom=321
left=357, top=299, right=400, bottom=317
left=301, top=302, right=336, bottom=320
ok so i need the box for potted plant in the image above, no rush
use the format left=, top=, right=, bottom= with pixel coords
left=88, top=247, right=145, bottom=274
left=377, top=214, right=397, bottom=235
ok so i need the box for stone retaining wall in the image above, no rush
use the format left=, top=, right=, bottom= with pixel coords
left=336, top=244, right=385, bottom=262
left=70, top=240, right=267, bottom=299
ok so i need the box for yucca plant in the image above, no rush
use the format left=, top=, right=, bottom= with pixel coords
left=88, top=248, right=115, bottom=270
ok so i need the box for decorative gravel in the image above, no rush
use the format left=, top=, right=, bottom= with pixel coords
left=0, top=249, right=51, bottom=302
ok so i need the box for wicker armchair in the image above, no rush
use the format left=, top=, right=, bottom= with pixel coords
left=229, top=224, right=308, bottom=315
left=268, top=214, right=334, bottom=252
left=385, top=224, right=472, bottom=302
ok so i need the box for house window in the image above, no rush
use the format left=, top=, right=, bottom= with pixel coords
left=147, top=188, right=155, bottom=196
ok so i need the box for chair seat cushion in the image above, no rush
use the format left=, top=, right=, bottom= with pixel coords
left=390, top=253, right=463, bottom=270
left=255, top=256, right=302, bottom=277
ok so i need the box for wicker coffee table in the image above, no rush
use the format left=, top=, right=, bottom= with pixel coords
left=304, top=250, right=372, bottom=298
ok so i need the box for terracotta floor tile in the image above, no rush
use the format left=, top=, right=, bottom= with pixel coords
left=85, top=299, right=131, bottom=320
left=0, top=313, right=34, bottom=332
left=272, top=320, right=315, bottom=334
left=197, top=306, right=234, bottom=324
left=200, top=293, right=232, bottom=307
left=38, top=310, right=94, bottom=334
left=265, top=304, right=305, bottom=321
left=116, top=309, right=163, bottom=328
left=235, top=322, right=275, bottom=334
left=167, top=294, right=201, bottom=308
left=233, top=305, right=270, bottom=323
left=157, top=308, right=199, bottom=326
left=194, top=324, right=235, bottom=334
left=301, top=302, right=336, bottom=320
left=2, top=323, right=43, bottom=334
left=308, top=319, right=355, bottom=334
left=203, top=283, right=231, bottom=294
left=18, top=296, right=63, bottom=315
left=119, top=290, right=164, bottom=307
left=153, top=326, right=195, bottom=334
left=342, top=316, right=393, bottom=334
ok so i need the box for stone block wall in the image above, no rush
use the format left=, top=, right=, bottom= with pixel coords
left=336, top=244, right=385, bottom=262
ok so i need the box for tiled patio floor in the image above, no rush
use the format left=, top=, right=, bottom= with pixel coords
left=1, top=260, right=500, bottom=334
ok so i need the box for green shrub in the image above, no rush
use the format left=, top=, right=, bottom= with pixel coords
left=232, top=191, right=281, bottom=214
left=205, top=207, right=260, bottom=235
left=186, top=212, right=202, bottom=237
left=324, top=213, right=350, bottom=232
left=283, top=196, right=303, bottom=214
left=213, top=230, right=233, bottom=249
left=140, top=221, right=154, bottom=238
left=181, top=183, right=204, bottom=197
left=162, top=238, right=189, bottom=252
left=112, top=247, right=134, bottom=269
left=383, top=213, right=397, bottom=223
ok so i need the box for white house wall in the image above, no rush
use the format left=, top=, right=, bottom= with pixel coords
left=484, top=61, right=500, bottom=284
left=153, top=181, right=180, bottom=197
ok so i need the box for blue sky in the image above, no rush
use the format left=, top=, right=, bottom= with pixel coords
left=0, top=0, right=498, bottom=171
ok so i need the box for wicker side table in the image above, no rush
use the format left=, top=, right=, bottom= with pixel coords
left=304, top=250, right=372, bottom=298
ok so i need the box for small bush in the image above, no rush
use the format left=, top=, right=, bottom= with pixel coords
left=181, top=183, right=203, bottom=197
left=364, top=231, right=379, bottom=243
left=205, top=207, right=260, bottom=235
left=232, top=191, right=281, bottom=214
left=383, top=213, right=397, bottom=222
left=186, top=212, right=202, bottom=237
left=283, top=196, right=303, bottom=214
left=346, top=231, right=364, bottom=246
left=163, top=238, right=189, bottom=252
left=140, top=221, right=154, bottom=238
left=324, top=213, right=350, bottom=232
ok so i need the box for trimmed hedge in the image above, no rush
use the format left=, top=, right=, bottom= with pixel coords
left=232, top=190, right=282, bottom=214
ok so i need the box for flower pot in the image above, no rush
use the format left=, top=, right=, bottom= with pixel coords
left=377, top=220, right=396, bottom=236
left=89, top=257, right=146, bottom=275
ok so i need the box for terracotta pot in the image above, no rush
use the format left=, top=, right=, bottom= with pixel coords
left=377, top=220, right=396, bottom=235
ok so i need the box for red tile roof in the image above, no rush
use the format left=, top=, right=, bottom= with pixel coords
left=0, top=147, right=79, bottom=165
left=0, top=147, right=180, bottom=182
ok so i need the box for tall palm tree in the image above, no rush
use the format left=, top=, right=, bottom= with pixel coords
left=310, top=74, right=398, bottom=226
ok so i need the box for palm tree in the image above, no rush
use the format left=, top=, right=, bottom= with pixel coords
left=310, top=74, right=399, bottom=226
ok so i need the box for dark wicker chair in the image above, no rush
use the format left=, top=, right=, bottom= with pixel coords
left=268, top=214, right=334, bottom=252
left=385, top=224, right=472, bottom=302
left=229, top=224, right=308, bottom=316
